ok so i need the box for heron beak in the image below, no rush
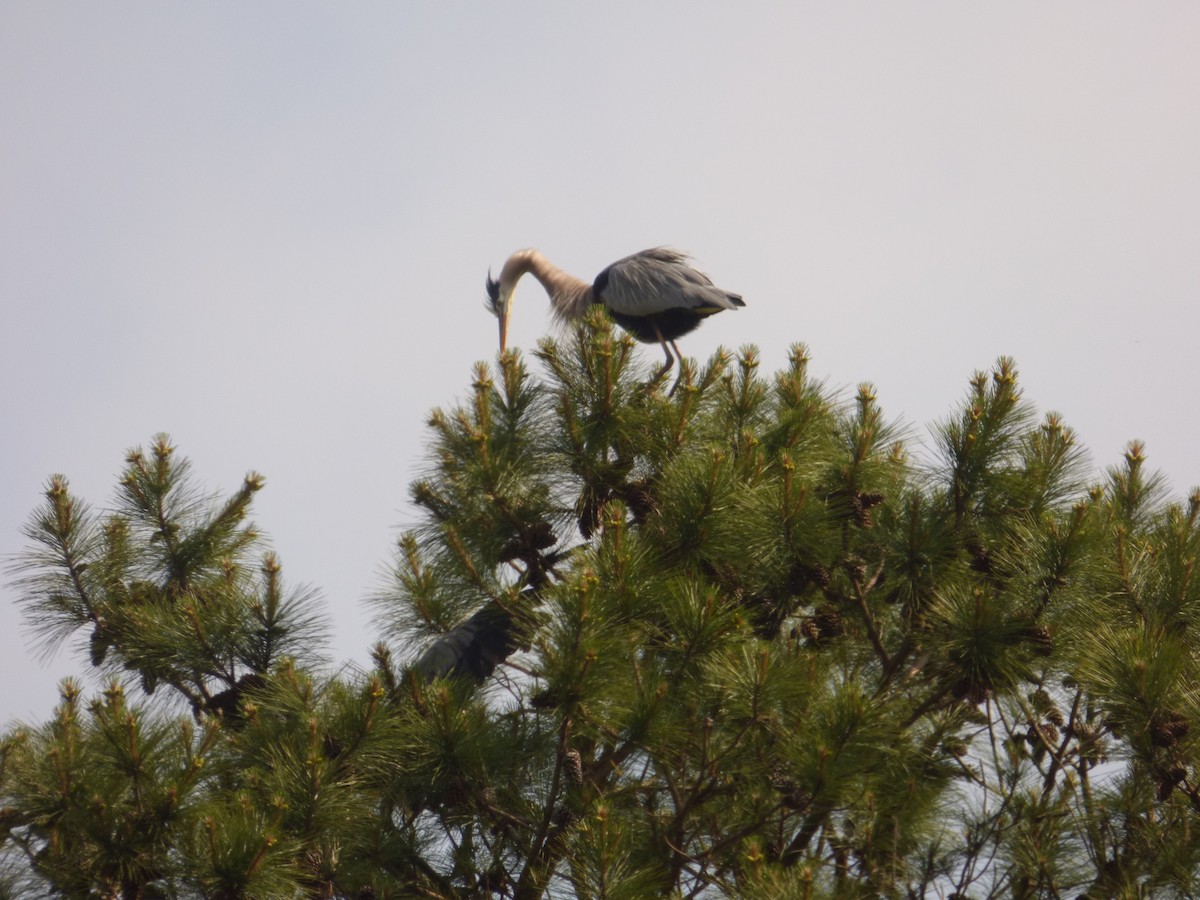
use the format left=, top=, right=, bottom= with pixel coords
left=498, top=297, right=511, bottom=353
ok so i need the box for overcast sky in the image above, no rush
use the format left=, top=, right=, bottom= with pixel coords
left=2, top=4, right=1198, bottom=727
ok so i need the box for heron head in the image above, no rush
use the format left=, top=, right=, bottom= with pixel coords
left=485, top=269, right=513, bottom=352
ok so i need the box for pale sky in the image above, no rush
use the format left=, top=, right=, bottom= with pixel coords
left=2, top=4, right=1198, bottom=726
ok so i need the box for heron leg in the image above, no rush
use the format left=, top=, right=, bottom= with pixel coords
left=667, top=339, right=687, bottom=396
left=651, top=324, right=675, bottom=382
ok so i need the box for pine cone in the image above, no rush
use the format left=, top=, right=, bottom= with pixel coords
left=1156, top=767, right=1187, bottom=802
left=964, top=537, right=992, bottom=574
left=552, top=806, right=580, bottom=828
left=498, top=520, right=558, bottom=564
left=1151, top=712, right=1190, bottom=748
left=800, top=607, right=843, bottom=646
left=1019, top=623, right=1054, bottom=657
left=618, top=478, right=657, bottom=523
left=951, top=676, right=989, bottom=705
left=768, top=764, right=809, bottom=810
left=786, top=561, right=831, bottom=596
left=844, top=557, right=867, bottom=583
left=859, top=491, right=885, bottom=510
left=90, top=626, right=111, bottom=667
left=577, top=494, right=603, bottom=539
left=528, top=521, right=557, bottom=551
left=563, top=749, right=584, bottom=787
left=323, top=734, right=344, bottom=759
left=850, top=491, right=885, bottom=528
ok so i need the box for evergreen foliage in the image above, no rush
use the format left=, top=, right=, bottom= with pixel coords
left=4, top=312, right=1200, bottom=897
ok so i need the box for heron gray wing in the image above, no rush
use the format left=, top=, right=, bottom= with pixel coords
left=598, top=248, right=743, bottom=317
left=414, top=605, right=517, bottom=682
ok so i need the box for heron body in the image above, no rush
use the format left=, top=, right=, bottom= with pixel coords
left=486, top=248, right=744, bottom=376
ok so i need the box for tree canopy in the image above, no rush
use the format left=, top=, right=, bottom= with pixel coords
left=4, top=311, right=1200, bottom=898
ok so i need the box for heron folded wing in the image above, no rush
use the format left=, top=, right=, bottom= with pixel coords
left=414, top=605, right=517, bottom=682
left=599, top=248, right=741, bottom=317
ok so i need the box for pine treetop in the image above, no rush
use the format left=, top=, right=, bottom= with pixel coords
left=5, top=315, right=1200, bottom=898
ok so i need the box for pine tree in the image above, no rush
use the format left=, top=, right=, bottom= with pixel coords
left=3, top=310, right=1200, bottom=897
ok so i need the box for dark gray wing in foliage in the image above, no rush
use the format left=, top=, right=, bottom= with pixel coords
left=414, top=604, right=519, bottom=683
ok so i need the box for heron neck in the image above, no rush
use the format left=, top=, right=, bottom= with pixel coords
left=511, top=250, right=594, bottom=322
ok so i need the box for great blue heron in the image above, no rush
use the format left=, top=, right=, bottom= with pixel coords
left=486, top=248, right=744, bottom=379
